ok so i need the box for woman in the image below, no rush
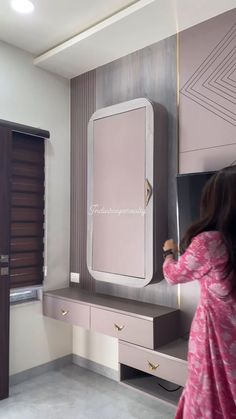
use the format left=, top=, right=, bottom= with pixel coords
left=163, top=166, right=236, bottom=419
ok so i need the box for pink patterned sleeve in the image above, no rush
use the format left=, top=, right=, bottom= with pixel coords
left=163, top=233, right=212, bottom=285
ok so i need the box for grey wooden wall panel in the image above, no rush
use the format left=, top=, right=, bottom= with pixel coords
left=70, top=37, right=178, bottom=308
left=95, top=36, right=178, bottom=308
left=70, top=71, right=96, bottom=291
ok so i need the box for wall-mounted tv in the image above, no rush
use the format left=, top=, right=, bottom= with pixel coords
left=177, top=171, right=216, bottom=241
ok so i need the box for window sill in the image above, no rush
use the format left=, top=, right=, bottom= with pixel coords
left=10, top=286, right=43, bottom=305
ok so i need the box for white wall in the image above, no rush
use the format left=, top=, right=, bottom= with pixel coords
left=10, top=302, right=71, bottom=375
left=73, top=327, right=118, bottom=370
left=0, top=41, right=72, bottom=375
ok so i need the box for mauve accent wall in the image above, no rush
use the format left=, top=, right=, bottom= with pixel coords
left=179, top=9, right=236, bottom=172
left=179, top=9, right=236, bottom=332
left=70, top=35, right=178, bottom=308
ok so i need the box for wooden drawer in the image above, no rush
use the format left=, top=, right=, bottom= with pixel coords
left=43, top=295, right=90, bottom=329
left=91, top=307, right=154, bottom=348
left=119, top=341, right=187, bottom=386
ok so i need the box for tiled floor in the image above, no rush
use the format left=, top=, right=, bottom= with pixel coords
left=0, top=365, right=176, bottom=419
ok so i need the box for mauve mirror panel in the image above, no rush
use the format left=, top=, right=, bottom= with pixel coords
left=92, top=108, right=146, bottom=278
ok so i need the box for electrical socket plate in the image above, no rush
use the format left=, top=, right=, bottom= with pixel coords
left=70, top=272, right=80, bottom=283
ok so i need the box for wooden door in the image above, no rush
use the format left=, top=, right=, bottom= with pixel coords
left=0, top=126, right=11, bottom=400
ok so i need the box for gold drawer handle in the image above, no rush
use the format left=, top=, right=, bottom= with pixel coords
left=145, top=178, right=153, bottom=207
left=148, top=360, right=159, bottom=371
left=114, top=323, right=125, bottom=332
left=61, top=309, right=69, bottom=316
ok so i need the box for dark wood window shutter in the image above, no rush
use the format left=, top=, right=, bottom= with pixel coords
left=10, top=132, right=45, bottom=288
left=0, top=119, right=49, bottom=290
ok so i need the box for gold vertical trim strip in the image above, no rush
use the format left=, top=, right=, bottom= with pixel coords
left=176, top=30, right=180, bottom=176
left=177, top=32, right=181, bottom=308
left=176, top=14, right=181, bottom=306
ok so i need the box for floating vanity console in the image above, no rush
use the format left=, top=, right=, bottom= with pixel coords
left=43, top=288, right=187, bottom=405
left=87, top=98, right=168, bottom=287
left=43, top=288, right=179, bottom=349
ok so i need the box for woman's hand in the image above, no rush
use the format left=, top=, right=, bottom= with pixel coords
left=163, top=239, right=178, bottom=253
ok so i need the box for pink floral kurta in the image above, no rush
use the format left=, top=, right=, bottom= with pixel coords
left=163, top=231, right=236, bottom=419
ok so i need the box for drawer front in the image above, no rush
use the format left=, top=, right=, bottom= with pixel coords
left=91, top=307, right=153, bottom=348
left=119, top=342, right=187, bottom=386
left=43, top=295, right=90, bottom=329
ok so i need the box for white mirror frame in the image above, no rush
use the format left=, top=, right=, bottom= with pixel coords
left=87, top=97, right=155, bottom=287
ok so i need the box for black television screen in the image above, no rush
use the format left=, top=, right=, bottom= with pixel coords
left=177, top=171, right=216, bottom=241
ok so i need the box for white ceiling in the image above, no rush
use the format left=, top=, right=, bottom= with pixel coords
left=0, top=0, right=136, bottom=54
left=0, top=0, right=235, bottom=79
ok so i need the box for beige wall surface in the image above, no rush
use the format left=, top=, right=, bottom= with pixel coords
left=0, top=41, right=72, bottom=375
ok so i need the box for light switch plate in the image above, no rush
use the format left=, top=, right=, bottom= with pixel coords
left=70, top=272, right=80, bottom=283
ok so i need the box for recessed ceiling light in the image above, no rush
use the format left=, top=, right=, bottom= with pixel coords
left=11, top=0, right=34, bottom=14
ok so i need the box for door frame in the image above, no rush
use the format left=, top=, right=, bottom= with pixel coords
left=0, top=126, right=11, bottom=400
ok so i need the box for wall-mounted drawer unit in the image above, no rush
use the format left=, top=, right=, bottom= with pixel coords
left=43, top=287, right=185, bottom=405
left=43, top=295, right=90, bottom=329
left=43, top=288, right=180, bottom=349
left=119, top=340, right=188, bottom=387
left=91, top=307, right=154, bottom=348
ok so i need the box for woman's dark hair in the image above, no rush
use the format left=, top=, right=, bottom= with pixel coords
left=180, top=165, right=236, bottom=278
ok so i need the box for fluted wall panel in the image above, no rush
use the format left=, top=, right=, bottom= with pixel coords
left=70, top=71, right=96, bottom=291
left=70, top=38, right=178, bottom=308
left=94, top=38, right=178, bottom=307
